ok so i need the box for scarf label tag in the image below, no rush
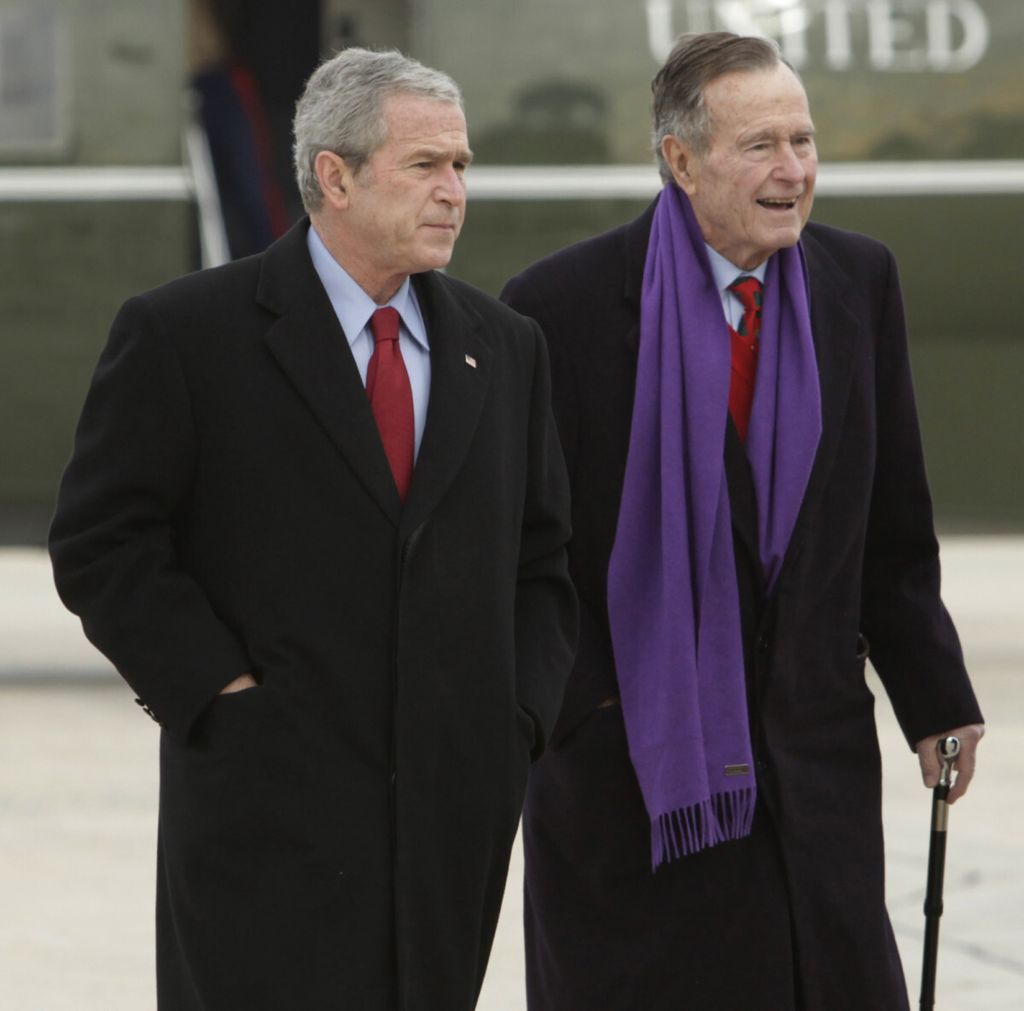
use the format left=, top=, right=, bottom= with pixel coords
left=724, top=764, right=751, bottom=776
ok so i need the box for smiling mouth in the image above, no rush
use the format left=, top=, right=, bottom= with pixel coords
left=757, top=197, right=799, bottom=210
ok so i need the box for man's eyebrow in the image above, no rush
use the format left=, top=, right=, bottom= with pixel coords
left=407, top=145, right=474, bottom=163
left=742, top=124, right=816, bottom=144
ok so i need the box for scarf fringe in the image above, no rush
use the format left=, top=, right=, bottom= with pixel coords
left=651, top=787, right=756, bottom=869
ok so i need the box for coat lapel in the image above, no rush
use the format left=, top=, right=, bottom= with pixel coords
left=398, top=271, right=492, bottom=539
left=621, top=200, right=655, bottom=353
left=257, top=222, right=403, bottom=525
left=774, top=228, right=863, bottom=583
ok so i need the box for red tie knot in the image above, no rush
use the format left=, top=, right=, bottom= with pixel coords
left=728, top=275, right=763, bottom=314
left=728, top=275, right=763, bottom=341
left=370, top=306, right=401, bottom=345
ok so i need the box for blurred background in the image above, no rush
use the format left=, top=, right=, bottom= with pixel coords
left=1, top=0, right=1021, bottom=1008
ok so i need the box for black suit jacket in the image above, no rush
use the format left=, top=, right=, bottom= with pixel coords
left=501, top=200, right=982, bottom=1009
left=50, top=219, right=577, bottom=1011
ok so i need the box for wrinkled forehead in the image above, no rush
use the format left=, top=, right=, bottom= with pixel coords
left=705, top=64, right=813, bottom=133
left=376, top=93, right=466, bottom=150
left=381, top=92, right=466, bottom=129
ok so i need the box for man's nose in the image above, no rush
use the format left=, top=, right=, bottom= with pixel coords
left=774, top=144, right=809, bottom=182
left=435, top=166, right=466, bottom=205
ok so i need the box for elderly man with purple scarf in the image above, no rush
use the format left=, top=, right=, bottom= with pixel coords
left=501, top=31, right=984, bottom=1010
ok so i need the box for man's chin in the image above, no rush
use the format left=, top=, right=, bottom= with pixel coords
left=416, top=245, right=456, bottom=273
left=765, top=221, right=808, bottom=252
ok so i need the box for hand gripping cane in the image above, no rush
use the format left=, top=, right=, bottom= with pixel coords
left=919, top=735, right=960, bottom=1010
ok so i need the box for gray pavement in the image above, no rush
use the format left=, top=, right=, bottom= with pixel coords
left=1, top=540, right=1021, bottom=1009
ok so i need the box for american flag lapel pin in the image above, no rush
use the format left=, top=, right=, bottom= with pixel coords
left=464, top=354, right=477, bottom=369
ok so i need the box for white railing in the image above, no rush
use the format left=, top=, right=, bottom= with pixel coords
left=3, top=159, right=1024, bottom=205
left=182, top=124, right=230, bottom=268
left=0, top=165, right=190, bottom=201
left=0, top=127, right=231, bottom=268
left=465, top=160, right=1024, bottom=199
left=2, top=157, right=1021, bottom=271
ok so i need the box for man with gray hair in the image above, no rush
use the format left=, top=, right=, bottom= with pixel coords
left=50, top=47, right=576, bottom=1010
left=502, top=31, right=982, bottom=1009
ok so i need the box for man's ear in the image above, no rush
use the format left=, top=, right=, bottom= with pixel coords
left=314, top=150, right=353, bottom=211
left=661, top=135, right=698, bottom=195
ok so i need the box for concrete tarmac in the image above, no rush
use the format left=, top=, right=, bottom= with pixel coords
left=1, top=540, right=1021, bottom=1009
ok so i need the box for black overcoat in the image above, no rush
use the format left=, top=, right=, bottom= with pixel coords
left=50, top=221, right=577, bottom=1010
left=501, top=201, right=982, bottom=1010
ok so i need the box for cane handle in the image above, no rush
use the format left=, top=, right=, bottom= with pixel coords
left=937, top=736, right=960, bottom=789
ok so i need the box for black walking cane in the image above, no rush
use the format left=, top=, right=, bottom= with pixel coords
left=919, top=735, right=960, bottom=1010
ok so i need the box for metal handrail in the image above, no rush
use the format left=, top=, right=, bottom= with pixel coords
left=0, top=166, right=190, bottom=201
left=182, top=123, right=230, bottom=268
left=4, top=160, right=1024, bottom=205
left=0, top=122, right=232, bottom=268
left=464, top=160, right=1024, bottom=200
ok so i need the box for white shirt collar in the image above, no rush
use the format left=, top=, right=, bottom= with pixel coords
left=306, top=225, right=429, bottom=351
left=704, top=243, right=769, bottom=296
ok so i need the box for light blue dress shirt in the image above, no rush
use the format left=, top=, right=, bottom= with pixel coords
left=306, top=226, right=431, bottom=458
left=705, top=244, right=769, bottom=331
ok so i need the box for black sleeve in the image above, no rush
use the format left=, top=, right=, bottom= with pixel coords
left=49, top=296, right=251, bottom=738
left=859, top=249, right=983, bottom=747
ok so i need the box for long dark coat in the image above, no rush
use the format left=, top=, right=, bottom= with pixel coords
left=50, top=220, right=577, bottom=1011
left=501, top=200, right=982, bottom=1010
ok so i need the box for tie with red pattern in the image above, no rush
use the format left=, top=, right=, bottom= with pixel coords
left=727, top=275, right=763, bottom=442
left=367, top=307, right=414, bottom=501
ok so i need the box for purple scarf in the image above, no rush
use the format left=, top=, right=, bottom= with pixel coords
left=607, top=186, right=821, bottom=868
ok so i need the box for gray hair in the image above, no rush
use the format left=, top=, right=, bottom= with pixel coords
left=652, top=32, right=791, bottom=183
left=293, top=47, right=464, bottom=213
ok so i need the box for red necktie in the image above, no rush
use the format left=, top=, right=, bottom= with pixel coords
left=367, top=307, right=414, bottom=501
left=727, top=275, right=763, bottom=442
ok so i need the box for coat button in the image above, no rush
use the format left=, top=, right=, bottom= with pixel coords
left=757, top=631, right=771, bottom=653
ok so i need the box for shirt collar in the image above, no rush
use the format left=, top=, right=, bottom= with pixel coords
left=704, top=243, right=769, bottom=296
left=306, top=225, right=429, bottom=351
